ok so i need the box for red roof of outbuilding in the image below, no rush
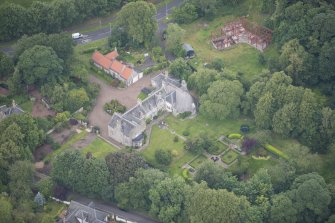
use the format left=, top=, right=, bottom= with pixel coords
left=91, top=50, right=134, bottom=81
left=91, top=51, right=112, bottom=70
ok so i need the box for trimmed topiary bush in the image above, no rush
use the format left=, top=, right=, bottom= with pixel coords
left=263, top=144, right=288, bottom=160
left=228, top=133, right=242, bottom=139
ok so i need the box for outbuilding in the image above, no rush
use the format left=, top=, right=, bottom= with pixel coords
left=183, top=43, right=195, bottom=58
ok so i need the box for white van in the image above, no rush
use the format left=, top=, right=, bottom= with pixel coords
left=72, top=33, right=83, bottom=39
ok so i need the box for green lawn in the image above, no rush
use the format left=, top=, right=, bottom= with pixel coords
left=74, top=38, right=109, bottom=67
left=81, top=137, right=118, bottom=158
left=182, top=16, right=267, bottom=81
left=189, top=154, right=208, bottom=169
left=211, top=141, right=228, bottom=155
left=165, top=115, right=254, bottom=139
left=141, top=125, right=196, bottom=176
left=45, top=130, right=88, bottom=161
left=221, top=150, right=239, bottom=164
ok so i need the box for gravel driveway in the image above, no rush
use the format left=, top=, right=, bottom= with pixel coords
left=88, top=74, right=153, bottom=140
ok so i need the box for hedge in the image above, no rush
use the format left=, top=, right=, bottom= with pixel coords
left=263, top=144, right=288, bottom=160
left=228, top=133, right=243, bottom=139
left=182, top=168, right=192, bottom=180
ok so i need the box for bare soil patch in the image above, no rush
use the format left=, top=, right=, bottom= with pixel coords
left=34, top=144, right=53, bottom=162
left=29, top=89, right=56, bottom=117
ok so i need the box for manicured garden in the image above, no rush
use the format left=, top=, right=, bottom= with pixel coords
left=81, top=137, right=119, bottom=158
left=221, top=150, right=239, bottom=164
left=211, top=141, right=228, bottom=155
left=140, top=125, right=196, bottom=176
left=189, top=155, right=208, bottom=169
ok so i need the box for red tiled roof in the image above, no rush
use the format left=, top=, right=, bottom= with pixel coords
left=92, top=51, right=112, bottom=70
left=111, top=60, right=124, bottom=75
left=122, top=67, right=133, bottom=80
left=92, top=50, right=134, bottom=81
left=105, top=51, right=119, bottom=60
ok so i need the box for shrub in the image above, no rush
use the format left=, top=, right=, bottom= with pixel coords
left=104, top=99, right=126, bottom=115
left=182, top=130, right=190, bottom=136
left=173, top=136, right=179, bottom=142
left=182, top=168, right=192, bottom=180
left=155, top=149, right=173, bottom=165
left=242, top=138, right=257, bottom=154
left=179, top=111, right=192, bottom=119
left=228, top=133, right=242, bottom=139
left=263, top=144, right=288, bottom=160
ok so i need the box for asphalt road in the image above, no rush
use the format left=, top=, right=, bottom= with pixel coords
left=0, top=0, right=183, bottom=55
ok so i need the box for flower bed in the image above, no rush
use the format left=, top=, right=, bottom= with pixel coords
left=221, top=149, right=239, bottom=164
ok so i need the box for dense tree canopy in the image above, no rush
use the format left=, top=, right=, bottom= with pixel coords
left=115, top=1, right=157, bottom=47
left=115, top=168, right=167, bottom=210
left=200, top=80, right=244, bottom=120
left=185, top=182, right=251, bottom=223
left=0, top=52, right=14, bottom=79
left=166, top=23, right=185, bottom=57
left=105, top=152, right=147, bottom=187
left=16, top=45, right=63, bottom=87
left=149, top=177, right=186, bottom=223
left=0, top=0, right=123, bottom=41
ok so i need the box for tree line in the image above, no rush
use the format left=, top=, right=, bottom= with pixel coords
left=0, top=0, right=137, bottom=41
left=261, top=0, right=335, bottom=105
left=47, top=150, right=335, bottom=223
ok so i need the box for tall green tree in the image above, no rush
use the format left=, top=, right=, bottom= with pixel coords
left=115, top=168, right=167, bottom=210
left=254, top=92, right=276, bottom=129
left=66, top=88, right=89, bottom=112
left=279, top=39, right=314, bottom=85
left=0, top=196, right=13, bottom=223
left=188, top=68, right=218, bottom=95
left=194, top=161, right=239, bottom=191
left=17, top=45, right=63, bottom=87
left=0, top=52, right=14, bottom=79
left=288, top=173, right=331, bottom=223
left=200, top=80, right=244, bottom=120
left=105, top=152, right=147, bottom=188
left=168, top=58, right=193, bottom=80
left=0, top=3, right=27, bottom=41
left=272, top=103, right=299, bottom=137
left=166, top=23, right=185, bottom=57
left=8, top=161, right=34, bottom=201
left=270, top=193, right=297, bottom=223
left=185, top=182, right=251, bottom=223
left=116, top=1, right=157, bottom=47
left=149, top=177, right=186, bottom=223
left=171, top=3, right=198, bottom=24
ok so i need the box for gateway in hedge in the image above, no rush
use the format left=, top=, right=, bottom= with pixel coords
left=108, top=73, right=196, bottom=147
